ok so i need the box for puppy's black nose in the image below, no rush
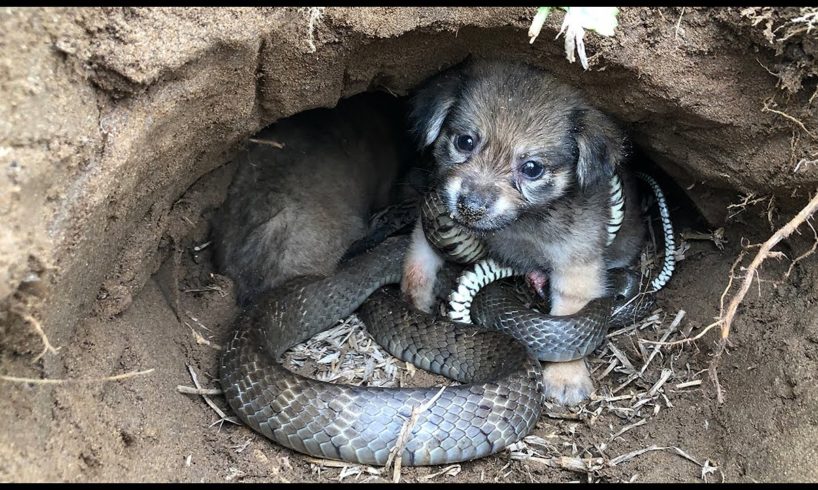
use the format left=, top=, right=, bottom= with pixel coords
left=457, top=194, right=488, bottom=222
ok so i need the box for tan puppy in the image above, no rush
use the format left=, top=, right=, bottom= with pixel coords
left=401, top=59, right=645, bottom=406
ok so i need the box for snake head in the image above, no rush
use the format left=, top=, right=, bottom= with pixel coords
left=420, top=190, right=488, bottom=264
left=606, top=268, right=643, bottom=301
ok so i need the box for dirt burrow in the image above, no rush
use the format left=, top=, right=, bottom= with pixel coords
left=1, top=6, right=817, bottom=483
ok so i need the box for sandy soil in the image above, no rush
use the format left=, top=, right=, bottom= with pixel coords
left=2, top=6, right=818, bottom=483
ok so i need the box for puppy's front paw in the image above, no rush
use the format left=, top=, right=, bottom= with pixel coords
left=400, top=262, right=436, bottom=313
left=542, top=359, right=594, bottom=406
left=400, top=220, right=444, bottom=313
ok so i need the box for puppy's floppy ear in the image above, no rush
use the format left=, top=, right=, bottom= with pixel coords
left=408, top=61, right=468, bottom=150
left=572, top=108, right=627, bottom=189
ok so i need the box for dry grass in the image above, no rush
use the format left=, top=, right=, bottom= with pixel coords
left=283, top=314, right=412, bottom=387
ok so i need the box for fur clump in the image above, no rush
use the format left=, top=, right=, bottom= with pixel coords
left=212, top=93, right=411, bottom=305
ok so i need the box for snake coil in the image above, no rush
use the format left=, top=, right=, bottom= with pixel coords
left=220, top=171, right=676, bottom=466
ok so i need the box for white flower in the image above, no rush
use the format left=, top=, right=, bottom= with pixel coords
left=555, top=7, right=619, bottom=70
left=567, top=7, right=620, bottom=37
left=528, top=7, right=552, bottom=44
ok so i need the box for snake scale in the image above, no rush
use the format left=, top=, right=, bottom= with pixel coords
left=220, top=178, right=674, bottom=466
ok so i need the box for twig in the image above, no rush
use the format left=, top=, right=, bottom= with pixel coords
left=383, top=386, right=446, bottom=482
left=755, top=57, right=779, bottom=78
left=419, top=464, right=461, bottom=480
left=609, top=418, right=647, bottom=442
left=711, top=190, right=818, bottom=403
left=794, top=157, right=818, bottom=173
left=727, top=193, right=769, bottom=220
left=762, top=100, right=817, bottom=140
left=186, top=323, right=222, bottom=350
left=248, top=138, right=285, bottom=148
left=670, top=446, right=702, bottom=466
left=609, top=445, right=664, bottom=466
left=181, top=286, right=225, bottom=295
left=607, top=342, right=637, bottom=375
left=510, top=453, right=604, bottom=474
left=611, top=373, right=640, bottom=395
left=186, top=365, right=239, bottom=425
left=606, top=444, right=716, bottom=476
left=647, top=368, right=674, bottom=397
left=232, top=437, right=254, bottom=453
left=1, top=368, right=154, bottom=385
left=606, top=314, right=656, bottom=338
left=14, top=311, right=60, bottom=362
left=596, top=357, right=619, bottom=380
left=304, top=456, right=378, bottom=471
left=782, top=219, right=818, bottom=280
left=591, top=393, right=634, bottom=403
left=638, top=310, right=685, bottom=375
left=177, top=386, right=223, bottom=395
left=304, top=7, right=325, bottom=53
left=719, top=190, right=818, bottom=340
left=545, top=411, right=582, bottom=420
left=674, top=7, right=686, bottom=39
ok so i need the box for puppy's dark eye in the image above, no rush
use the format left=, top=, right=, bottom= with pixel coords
left=455, top=134, right=475, bottom=152
left=521, top=161, right=545, bottom=180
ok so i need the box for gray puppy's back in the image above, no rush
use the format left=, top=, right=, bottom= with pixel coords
left=213, top=94, right=408, bottom=304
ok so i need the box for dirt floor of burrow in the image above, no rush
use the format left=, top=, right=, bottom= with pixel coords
left=6, top=173, right=818, bottom=483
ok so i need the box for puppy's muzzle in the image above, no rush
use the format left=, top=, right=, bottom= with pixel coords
left=456, top=194, right=489, bottom=223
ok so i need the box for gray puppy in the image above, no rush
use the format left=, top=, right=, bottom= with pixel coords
left=213, top=93, right=408, bottom=305
left=401, top=59, right=645, bottom=406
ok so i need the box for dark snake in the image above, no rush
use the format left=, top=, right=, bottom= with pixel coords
left=220, top=177, right=674, bottom=466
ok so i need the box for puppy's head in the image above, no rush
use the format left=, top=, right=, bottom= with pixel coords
left=409, top=59, right=626, bottom=232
